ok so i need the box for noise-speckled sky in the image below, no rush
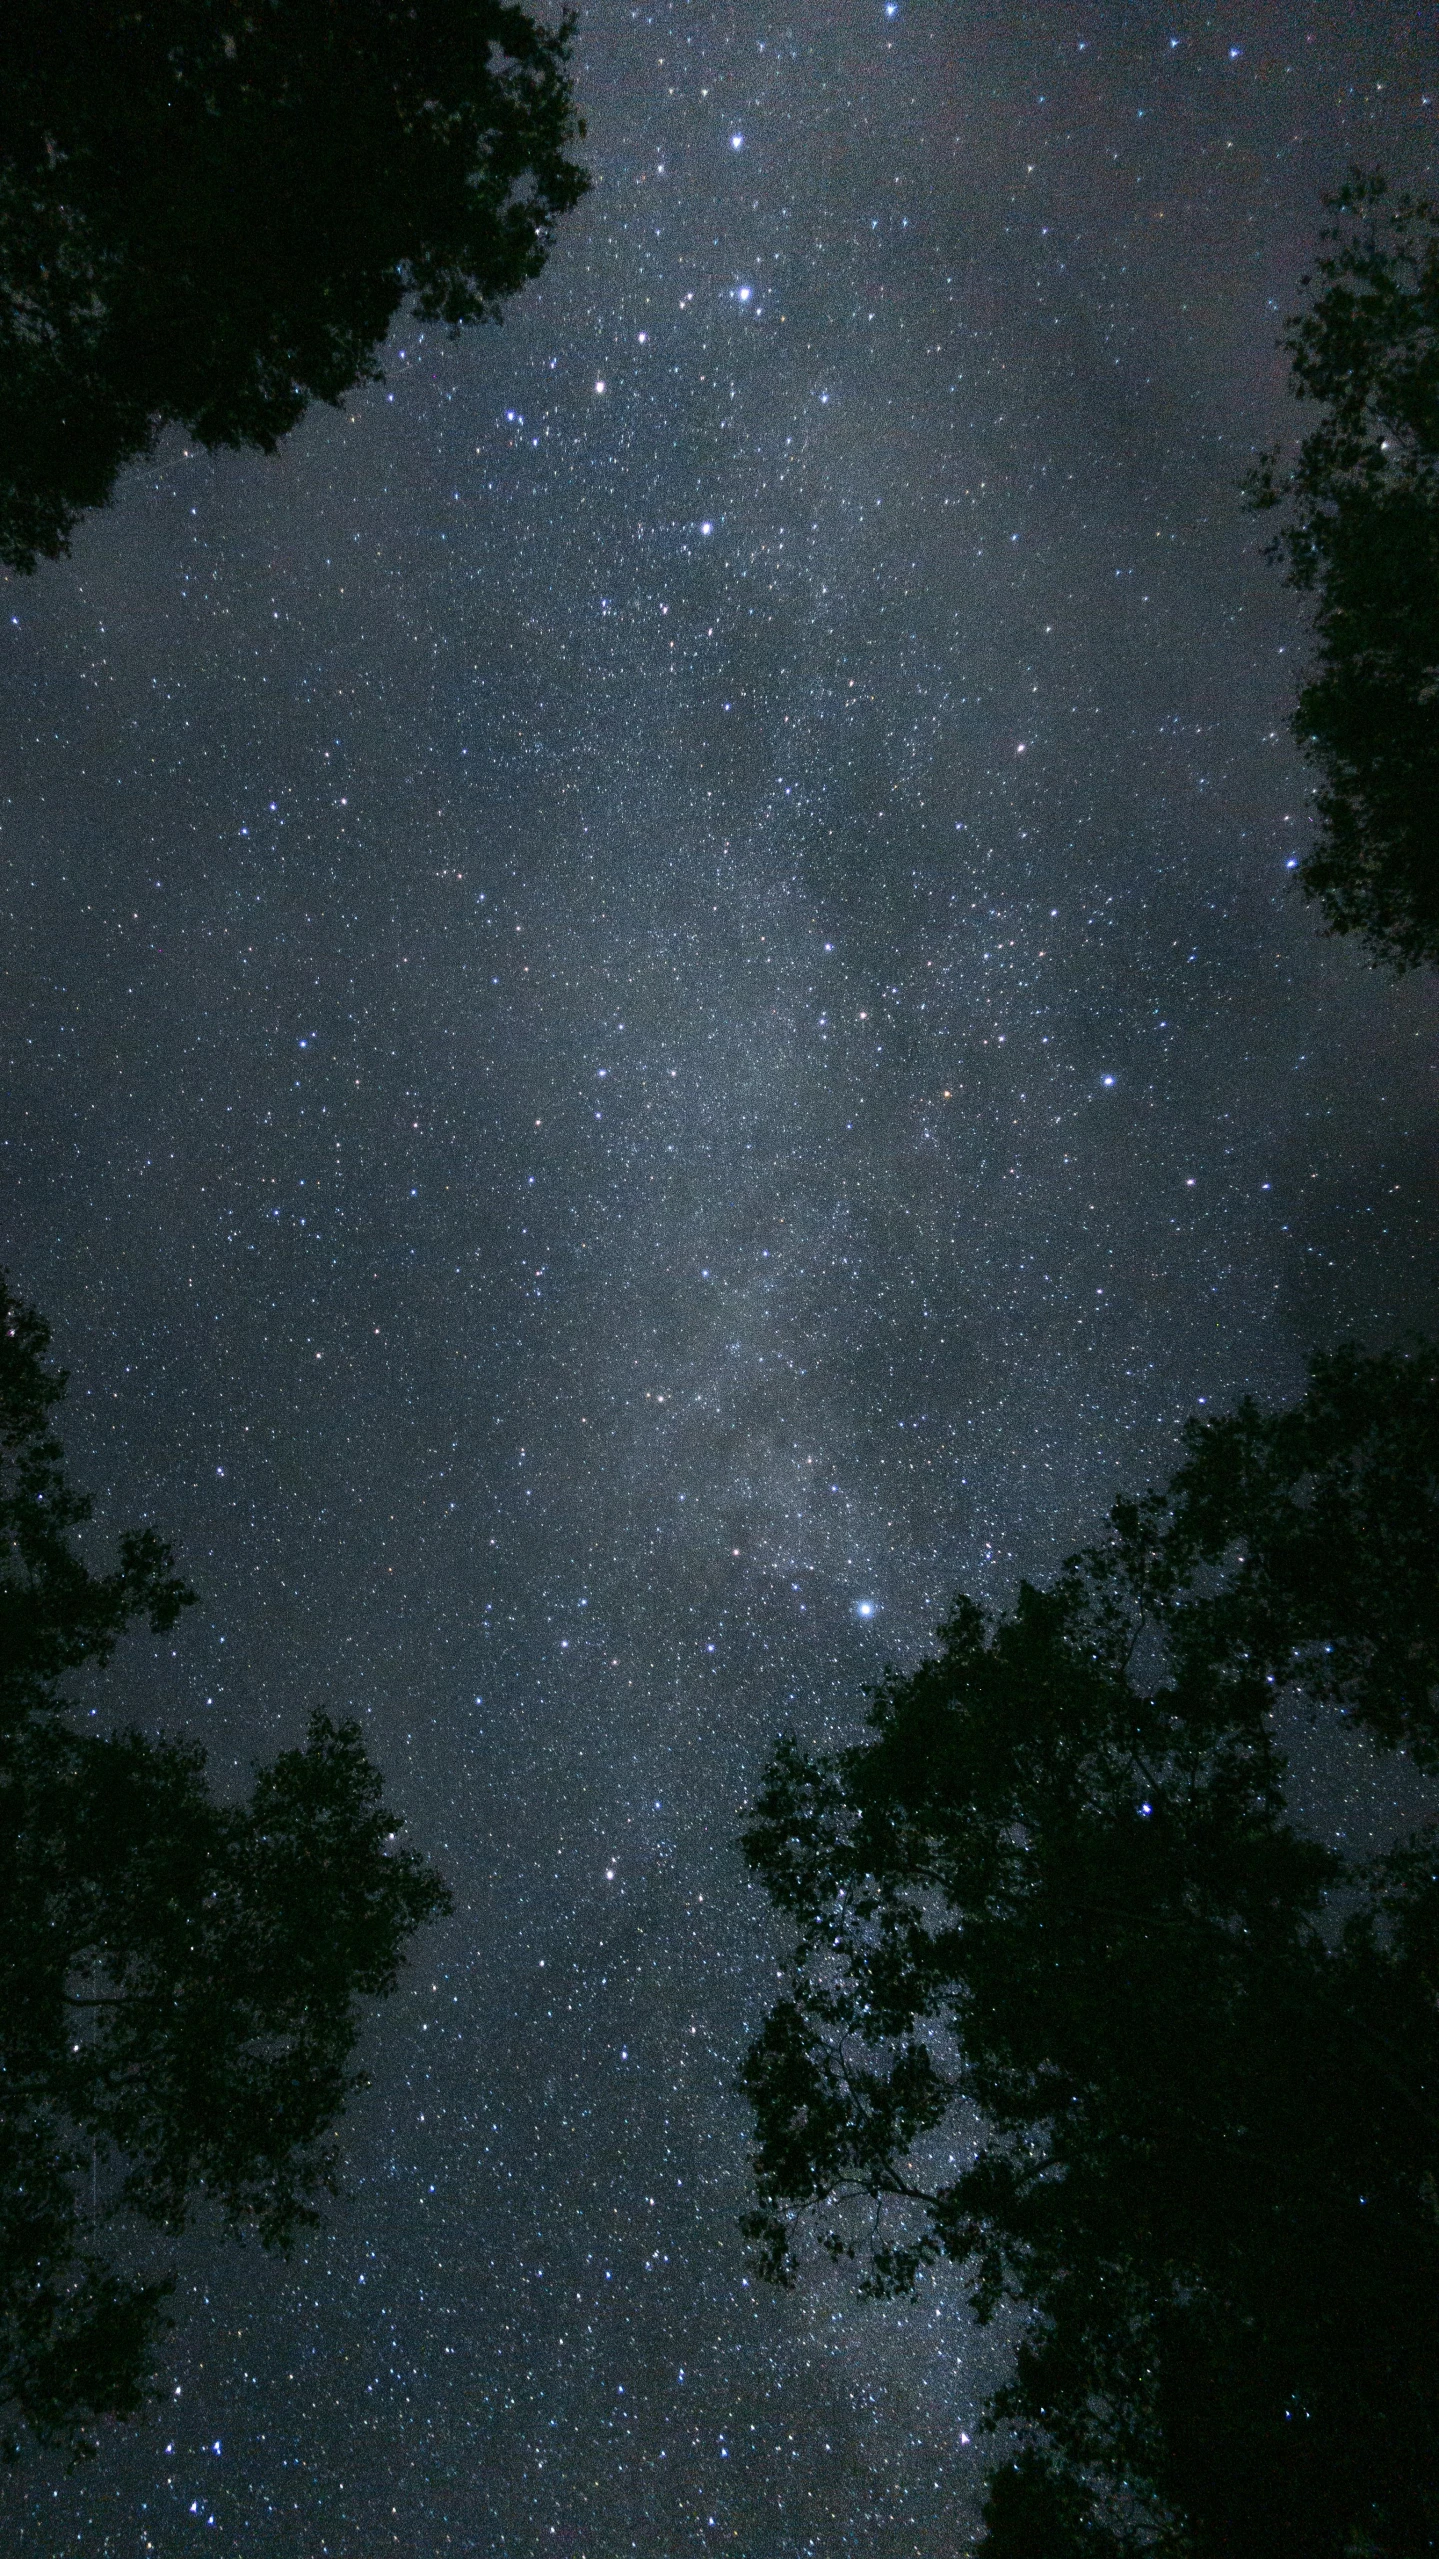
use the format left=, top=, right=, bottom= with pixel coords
left=5, top=4, right=1438, bottom=2550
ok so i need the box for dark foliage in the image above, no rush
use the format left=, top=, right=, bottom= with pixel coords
left=1248, top=172, right=1439, bottom=971
left=0, top=1276, right=451, bottom=2460
left=740, top=1342, right=1439, bottom=2559
left=0, top=0, right=588, bottom=570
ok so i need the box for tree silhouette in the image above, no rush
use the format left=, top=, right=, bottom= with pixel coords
left=0, top=1275, right=450, bottom=2459
left=1249, top=172, right=1439, bottom=972
left=740, top=1343, right=1439, bottom=2558
left=0, top=0, right=588, bottom=570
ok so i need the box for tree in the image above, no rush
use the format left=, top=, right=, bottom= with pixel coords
left=739, top=1343, right=1439, bottom=2559
left=0, top=0, right=588, bottom=571
left=1248, top=172, right=1439, bottom=972
left=0, top=1275, right=451, bottom=2459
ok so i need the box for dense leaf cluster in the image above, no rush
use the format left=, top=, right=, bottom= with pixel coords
left=0, top=0, right=588, bottom=569
left=741, top=1344, right=1439, bottom=2557
left=0, top=1278, right=450, bottom=2459
left=1249, top=173, right=1439, bottom=971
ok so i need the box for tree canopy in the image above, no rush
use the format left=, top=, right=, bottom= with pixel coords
left=740, top=1343, right=1439, bottom=2558
left=1248, top=172, right=1439, bottom=972
left=0, top=1276, right=450, bottom=2460
left=0, top=0, right=588, bottom=571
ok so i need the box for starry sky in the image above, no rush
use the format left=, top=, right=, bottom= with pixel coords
left=4, top=3, right=1439, bottom=2550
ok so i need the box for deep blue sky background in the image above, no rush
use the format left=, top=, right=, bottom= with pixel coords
left=4, top=3, right=1438, bottom=2550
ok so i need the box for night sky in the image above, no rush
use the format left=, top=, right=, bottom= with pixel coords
left=4, top=3, right=1439, bottom=2550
